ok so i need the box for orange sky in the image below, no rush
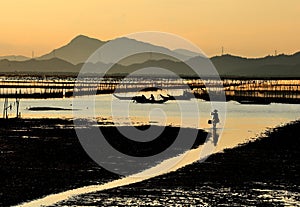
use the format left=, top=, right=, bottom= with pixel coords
left=0, top=0, right=299, bottom=57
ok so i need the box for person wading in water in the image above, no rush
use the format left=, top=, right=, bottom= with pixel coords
left=211, top=109, right=219, bottom=128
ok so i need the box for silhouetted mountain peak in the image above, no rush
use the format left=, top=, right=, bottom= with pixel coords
left=36, top=35, right=197, bottom=65
left=69, top=34, right=105, bottom=45
left=72, top=34, right=90, bottom=40
left=38, top=35, right=107, bottom=64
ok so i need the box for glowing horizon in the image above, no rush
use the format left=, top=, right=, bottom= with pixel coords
left=0, top=0, right=299, bottom=58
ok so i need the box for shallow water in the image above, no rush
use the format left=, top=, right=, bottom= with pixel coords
left=2, top=94, right=299, bottom=152
left=14, top=94, right=300, bottom=206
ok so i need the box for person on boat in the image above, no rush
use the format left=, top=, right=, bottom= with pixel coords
left=150, top=94, right=155, bottom=101
left=211, top=109, right=219, bottom=128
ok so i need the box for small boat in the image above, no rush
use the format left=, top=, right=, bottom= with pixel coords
left=113, top=94, right=133, bottom=100
left=113, top=94, right=168, bottom=104
left=133, top=96, right=168, bottom=104
left=27, top=106, right=73, bottom=111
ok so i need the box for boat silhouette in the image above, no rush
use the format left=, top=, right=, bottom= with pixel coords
left=113, top=94, right=168, bottom=104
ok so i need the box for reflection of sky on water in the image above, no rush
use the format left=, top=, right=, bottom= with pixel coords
left=1, top=94, right=299, bottom=152
left=15, top=94, right=300, bottom=207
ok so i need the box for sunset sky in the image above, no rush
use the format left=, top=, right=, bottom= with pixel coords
left=0, top=0, right=299, bottom=57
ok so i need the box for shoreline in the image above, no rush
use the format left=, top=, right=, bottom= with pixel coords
left=54, top=120, right=300, bottom=206
left=0, top=118, right=208, bottom=206
left=0, top=118, right=117, bottom=206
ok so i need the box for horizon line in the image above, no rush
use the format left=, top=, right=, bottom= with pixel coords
left=0, top=34, right=299, bottom=59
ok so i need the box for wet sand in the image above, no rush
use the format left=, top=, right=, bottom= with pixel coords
left=0, top=119, right=115, bottom=206
left=55, top=121, right=300, bottom=206
left=0, top=118, right=207, bottom=206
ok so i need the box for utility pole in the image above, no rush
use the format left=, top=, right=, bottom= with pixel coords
left=221, top=46, right=224, bottom=56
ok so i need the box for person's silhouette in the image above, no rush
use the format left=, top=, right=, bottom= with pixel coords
left=150, top=94, right=155, bottom=101
left=211, top=109, right=219, bottom=128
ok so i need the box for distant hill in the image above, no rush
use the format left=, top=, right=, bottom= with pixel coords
left=0, top=34, right=299, bottom=78
left=98, top=52, right=297, bottom=78
left=210, top=52, right=300, bottom=77
left=100, top=52, right=300, bottom=77
left=38, top=35, right=107, bottom=65
left=37, top=35, right=191, bottom=65
left=0, top=55, right=30, bottom=61
left=1, top=52, right=300, bottom=78
left=0, top=58, right=78, bottom=73
left=91, top=37, right=191, bottom=65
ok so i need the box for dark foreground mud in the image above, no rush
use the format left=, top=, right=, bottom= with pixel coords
left=56, top=121, right=300, bottom=206
left=0, top=118, right=207, bottom=206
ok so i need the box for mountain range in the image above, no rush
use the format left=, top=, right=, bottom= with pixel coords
left=0, top=55, right=30, bottom=62
left=0, top=35, right=299, bottom=78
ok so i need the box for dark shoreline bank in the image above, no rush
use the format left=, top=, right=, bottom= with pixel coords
left=0, top=118, right=207, bottom=206
left=0, top=118, right=117, bottom=207
left=57, top=121, right=300, bottom=206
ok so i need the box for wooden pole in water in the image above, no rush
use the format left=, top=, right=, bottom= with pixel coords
left=16, top=97, right=20, bottom=118
left=3, top=98, right=9, bottom=119
left=3, top=98, right=6, bottom=118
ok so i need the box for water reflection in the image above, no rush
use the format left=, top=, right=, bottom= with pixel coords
left=211, top=127, right=220, bottom=146
left=16, top=101, right=300, bottom=207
